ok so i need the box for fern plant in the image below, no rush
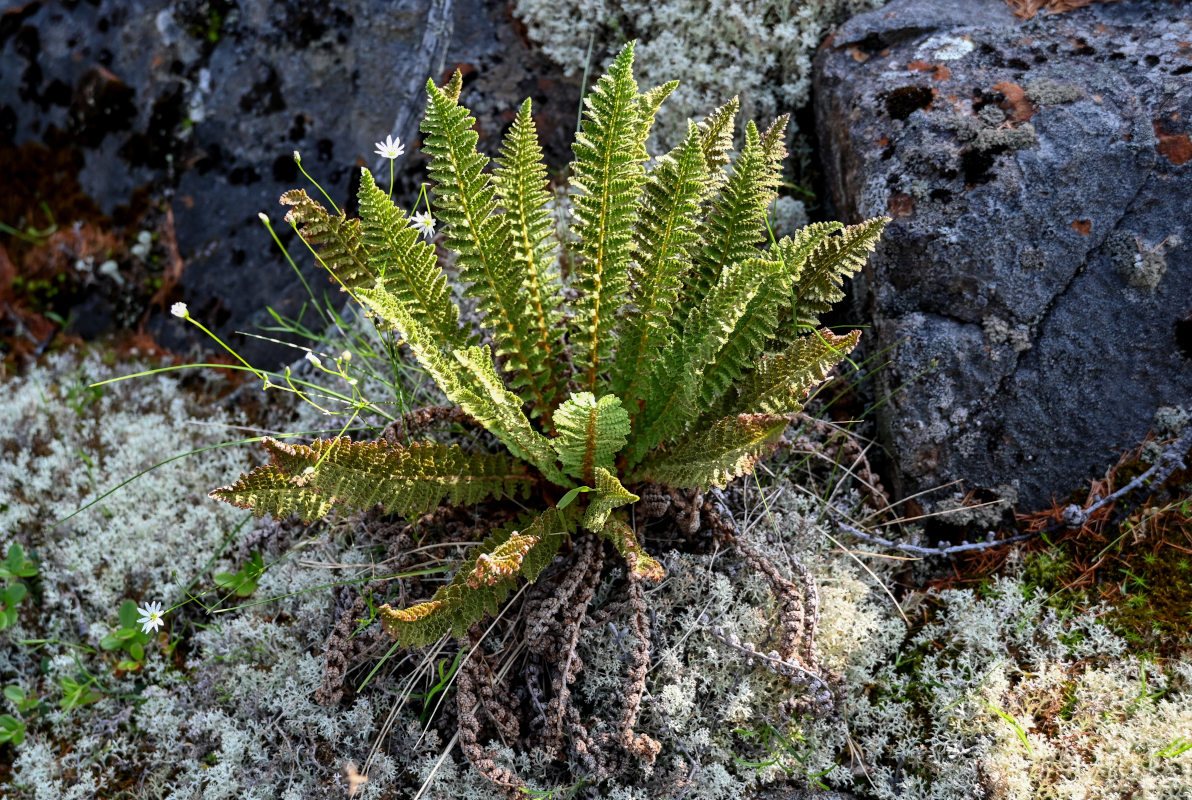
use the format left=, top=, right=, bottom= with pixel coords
left=211, top=42, right=886, bottom=650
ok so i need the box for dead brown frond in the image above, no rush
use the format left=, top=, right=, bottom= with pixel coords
left=1003, top=0, right=1121, bottom=20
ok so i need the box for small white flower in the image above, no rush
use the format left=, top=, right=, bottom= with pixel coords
left=340, top=350, right=352, bottom=362
left=305, top=352, right=322, bottom=368
left=374, top=134, right=405, bottom=160
left=137, top=601, right=165, bottom=634
left=293, top=150, right=301, bottom=162
left=170, top=302, right=188, bottom=319
left=411, top=211, right=436, bottom=239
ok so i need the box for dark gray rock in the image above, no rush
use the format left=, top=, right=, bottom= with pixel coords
left=2, top=0, right=580, bottom=366
left=814, top=0, right=1192, bottom=510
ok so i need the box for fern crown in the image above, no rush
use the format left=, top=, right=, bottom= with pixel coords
left=212, top=42, right=887, bottom=645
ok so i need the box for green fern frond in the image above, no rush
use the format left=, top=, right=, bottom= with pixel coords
left=633, top=80, right=678, bottom=156
left=696, top=222, right=845, bottom=408
left=696, top=255, right=790, bottom=407
left=451, top=346, right=569, bottom=486
left=380, top=509, right=567, bottom=646
left=569, top=41, right=647, bottom=392
left=493, top=98, right=567, bottom=414
left=697, top=97, right=739, bottom=194
left=211, top=437, right=532, bottom=521
left=355, top=292, right=568, bottom=485
left=612, top=121, right=709, bottom=410
left=630, top=413, right=789, bottom=490
left=357, top=169, right=464, bottom=346
left=550, top=392, right=630, bottom=484
left=789, top=216, right=888, bottom=330
left=687, top=256, right=783, bottom=389
left=209, top=465, right=337, bottom=522
left=687, top=116, right=786, bottom=302
left=598, top=516, right=664, bottom=582
left=621, top=334, right=700, bottom=467
left=280, top=189, right=371, bottom=289
left=356, top=284, right=461, bottom=395
left=627, top=253, right=781, bottom=464
left=422, top=75, right=549, bottom=406
left=581, top=467, right=639, bottom=531
left=732, top=328, right=861, bottom=415
left=441, top=69, right=463, bottom=103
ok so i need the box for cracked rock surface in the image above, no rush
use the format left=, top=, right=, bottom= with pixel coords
left=2, top=0, right=579, bottom=366
left=814, top=0, right=1192, bottom=510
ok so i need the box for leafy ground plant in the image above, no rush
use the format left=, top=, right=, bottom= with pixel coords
left=210, top=41, right=885, bottom=792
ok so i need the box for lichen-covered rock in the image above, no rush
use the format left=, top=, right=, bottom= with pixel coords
left=513, top=0, right=886, bottom=152
left=814, top=0, right=1192, bottom=509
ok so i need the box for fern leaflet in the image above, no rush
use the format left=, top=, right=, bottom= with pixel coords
left=210, top=437, right=530, bottom=521
left=492, top=98, right=567, bottom=415
left=612, top=121, right=709, bottom=412
left=357, top=168, right=464, bottom=346
left=569, top=42, right=647, bottom=392
left=630, top=413, right=789, bottom=490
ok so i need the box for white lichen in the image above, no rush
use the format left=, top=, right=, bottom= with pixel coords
left=513, top=0, right=886, bottom=152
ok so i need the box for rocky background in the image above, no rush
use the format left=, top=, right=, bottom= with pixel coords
left=2, top=1, right=1192, bottom=797
left=1, top=0, right=582, bottom=365
left=814, top=0, right=1191, bottom=510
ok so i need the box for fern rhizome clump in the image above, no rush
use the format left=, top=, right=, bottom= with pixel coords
left=211, top=42, right=886, bottom=792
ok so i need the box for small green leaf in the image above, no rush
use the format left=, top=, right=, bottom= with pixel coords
left=213, top=572, right=239, bottom=590
left=581, top=468, right=639, bottom=531
left=118, top=600, right=139, bottom=630
left=0, top=714, right=24, bottom=745
left=100, top=634, right=123, bottom=651
left=128, top=642, right=144, bottom=662
left=3, top=686, right=24, bottom=705
left=6, top=583, right=26, bottom=605
left=556, top=485, right=592, bottom=511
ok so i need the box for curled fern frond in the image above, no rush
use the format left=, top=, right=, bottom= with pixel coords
left=466, top=532, right=541, bottom=589
left=550, top=392, right=631, bottom=485
left=280, top=189, right=371, bottom=289
left=599, top=516, right=664, bottom=582
left=581, top=467, right=639, bottom=532
left=379, top=509, right=566, bottom=646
